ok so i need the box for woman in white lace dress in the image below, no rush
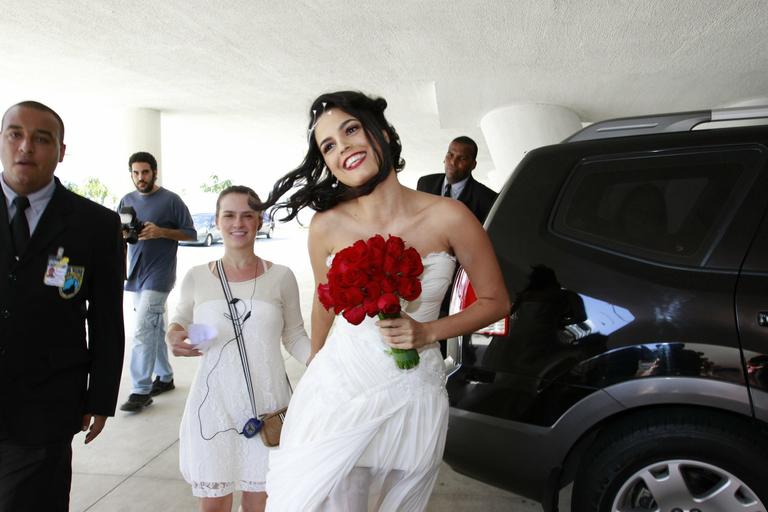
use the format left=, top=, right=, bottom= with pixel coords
left=263, top=91, right=510, bottom=511
left=167, top=186, right=310, bottom=512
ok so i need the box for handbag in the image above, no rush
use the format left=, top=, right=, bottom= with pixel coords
left=259, top=407, right=287, bottom=447
left=216, top=259, right=291, bottom=446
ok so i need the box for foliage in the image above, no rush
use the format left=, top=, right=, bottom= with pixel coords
left=64, top=177, right=115, bottom=206
left=200, top=174, right=233, bottom=193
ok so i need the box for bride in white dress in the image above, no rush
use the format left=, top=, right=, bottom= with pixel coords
left=265, top=91, right=510, bottom=511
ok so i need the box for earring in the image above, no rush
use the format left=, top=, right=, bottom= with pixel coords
left=331, top=177, right=339, bottom=189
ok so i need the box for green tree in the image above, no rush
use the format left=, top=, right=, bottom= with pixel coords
left=200, top=174, right=233, bottom=193
left=64, top=177, right=115, bottom=206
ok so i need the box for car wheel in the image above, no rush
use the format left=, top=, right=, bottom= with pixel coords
left=572, top=409, right=768, bottom=512
left=204, top=234, right=213, bottom=247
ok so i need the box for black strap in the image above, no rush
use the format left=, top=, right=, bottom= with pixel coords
left=216, top=259, right=259, bottom=419
left=215, top=259, right=294, bottom=416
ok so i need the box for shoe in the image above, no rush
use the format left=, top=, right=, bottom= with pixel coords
left=120, top=393, right=153, bottom=412
left=150, top=377, right=175, bottom=396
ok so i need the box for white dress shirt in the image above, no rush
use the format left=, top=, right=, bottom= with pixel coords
left=1, top=173, right=56, bottom=236
left=442, top=176, right=469, bottom=200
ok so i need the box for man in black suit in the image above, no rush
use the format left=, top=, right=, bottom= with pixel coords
left=0, top=101, right=125, bottom=511
left=416, top=135, right=498, bottom=223
left=417, top=136, right=499, bottom=355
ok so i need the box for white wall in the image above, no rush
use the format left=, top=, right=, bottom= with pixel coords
left=160, top=112, right=307, bottom=213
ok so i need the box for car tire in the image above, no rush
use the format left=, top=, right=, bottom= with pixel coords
left=204, top=234, right=213, bottom=247
left=572, top=409, right=768, bottom=512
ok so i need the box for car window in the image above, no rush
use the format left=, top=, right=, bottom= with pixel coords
left=552, top=146, right=764, bottom=267
left=192, top=214, right=214, bottom=228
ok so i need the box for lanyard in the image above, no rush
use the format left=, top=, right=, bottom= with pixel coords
left=216, top=259, right=261, bottom=436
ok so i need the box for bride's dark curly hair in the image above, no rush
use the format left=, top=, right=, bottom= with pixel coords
left=264, top=91, right=405, bottom=221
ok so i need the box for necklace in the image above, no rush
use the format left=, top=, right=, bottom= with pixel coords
left=215, top=256, right=261, bottom=282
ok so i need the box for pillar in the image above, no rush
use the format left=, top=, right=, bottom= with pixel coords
left=480, top=104, right=582, bottom=189
left=122, top=108, right=162, bottom=185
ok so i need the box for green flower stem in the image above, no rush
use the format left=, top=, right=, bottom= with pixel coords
left=379, top=311, right=420, bottom=369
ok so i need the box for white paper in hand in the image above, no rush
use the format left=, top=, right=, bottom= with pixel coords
left=187, top=323, right=218, bottom=352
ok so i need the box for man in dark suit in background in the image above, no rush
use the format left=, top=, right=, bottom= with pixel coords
left=417, top=135, right=498, bottom=223
left=0, top=101, right=125, bottom=511
left=418, top=136, right=499, bottom=355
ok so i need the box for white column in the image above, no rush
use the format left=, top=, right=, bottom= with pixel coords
left=122, top=108, right=162, bottom=185
left=480, top=104, right=582, bottom=189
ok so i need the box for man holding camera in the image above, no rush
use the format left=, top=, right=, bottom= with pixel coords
left=118, top=151, right=195, bottom=412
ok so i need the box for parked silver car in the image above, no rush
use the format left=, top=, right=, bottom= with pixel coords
left=257, top=210, right=274, bottom=238
left=181, top=213, right=221, bottom=247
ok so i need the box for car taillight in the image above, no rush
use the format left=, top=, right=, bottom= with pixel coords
left=449, top=267, right=509, bottom=336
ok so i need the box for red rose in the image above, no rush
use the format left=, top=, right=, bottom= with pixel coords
left=326, top=266, right=340, bottom=282
left=377, top=293, right=401, bottom=315
left=397, top=277, right=421, bottom=301
left=329, top=285, right=360, bottom=314
left=398, top=248, right=423, bottom=277
left=334, top=247, right=354, bottom=267
left=342, top=305, right=367, bottom=325
left=338, top=287, right=364, bottom=308
left=350, top=240, right=368, bottom=259
left=335, top=241, right=368, bottom=273
left=363, top=297, right=379, bottom=317
left=381, top=275, right=398, bottom=293
left=318, top=283, right=333, bottom=310
left=363, top=280, right=381, bottom=299
left=382, top=254, right=397, bottom=274
left=385, top=235, right=405, bottom=259
left=340, top=267, right=367, bottom=288
left=367, top=234, right=386, bottom=252
left=326, top=273, right=343, bottom=289
left=366, top=249, right=384, bottom=273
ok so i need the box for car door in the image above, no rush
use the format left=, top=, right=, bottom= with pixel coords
left=737, top=207, right=768, bottom=421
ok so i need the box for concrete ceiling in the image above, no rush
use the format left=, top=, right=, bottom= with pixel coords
left=1, top=0, right=767, bottom=187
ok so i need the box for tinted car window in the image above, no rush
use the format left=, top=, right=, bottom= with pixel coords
left=552, top=146, right=764, bottom=266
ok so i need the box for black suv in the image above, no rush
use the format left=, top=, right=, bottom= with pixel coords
left=444, top=107, right=768, bottom=511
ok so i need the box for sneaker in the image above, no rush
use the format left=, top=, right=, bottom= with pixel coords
left=150, top=377, right=175, bottom=396
left=120, top=393, right=153, bottom=412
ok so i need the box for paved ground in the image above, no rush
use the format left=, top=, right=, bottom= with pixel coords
left=70, top=224, right=546, bottom=511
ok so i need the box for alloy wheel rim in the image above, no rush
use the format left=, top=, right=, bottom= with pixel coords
left=611, top=458, right=764, bottom=512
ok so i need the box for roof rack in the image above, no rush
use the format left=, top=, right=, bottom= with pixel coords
left=564, top=105, right=768, bottom=143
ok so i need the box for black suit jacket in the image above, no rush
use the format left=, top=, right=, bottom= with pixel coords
left=416, top=173, right=498, bottom=224
left=0, top=179, right=124, bottom=445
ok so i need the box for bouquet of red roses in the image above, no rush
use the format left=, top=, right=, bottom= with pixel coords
left=317, top=234, right=424, bottom=369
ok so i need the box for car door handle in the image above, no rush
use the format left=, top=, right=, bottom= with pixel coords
left=759, top=312, right=768, bottom=327
left=465, top=368, right=496, bottom=384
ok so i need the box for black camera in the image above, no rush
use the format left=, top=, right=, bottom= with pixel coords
left=119, top=206, right=144, bottom=244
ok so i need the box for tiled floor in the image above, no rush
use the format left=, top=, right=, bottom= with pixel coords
left=71, top=353, right=540, bottom=511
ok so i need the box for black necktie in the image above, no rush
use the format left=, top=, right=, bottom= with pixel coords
left=11, top=196, right=31, bottom=257
left=443, top=183, right=452, bottom=198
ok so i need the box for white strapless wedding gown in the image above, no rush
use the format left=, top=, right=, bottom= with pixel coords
left=266, top=252, right=456, bottom=511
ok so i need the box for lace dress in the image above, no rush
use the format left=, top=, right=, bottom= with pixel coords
left=266, top=252, right=456, bottom=511
left=171, top=263, right=310, bottom=498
